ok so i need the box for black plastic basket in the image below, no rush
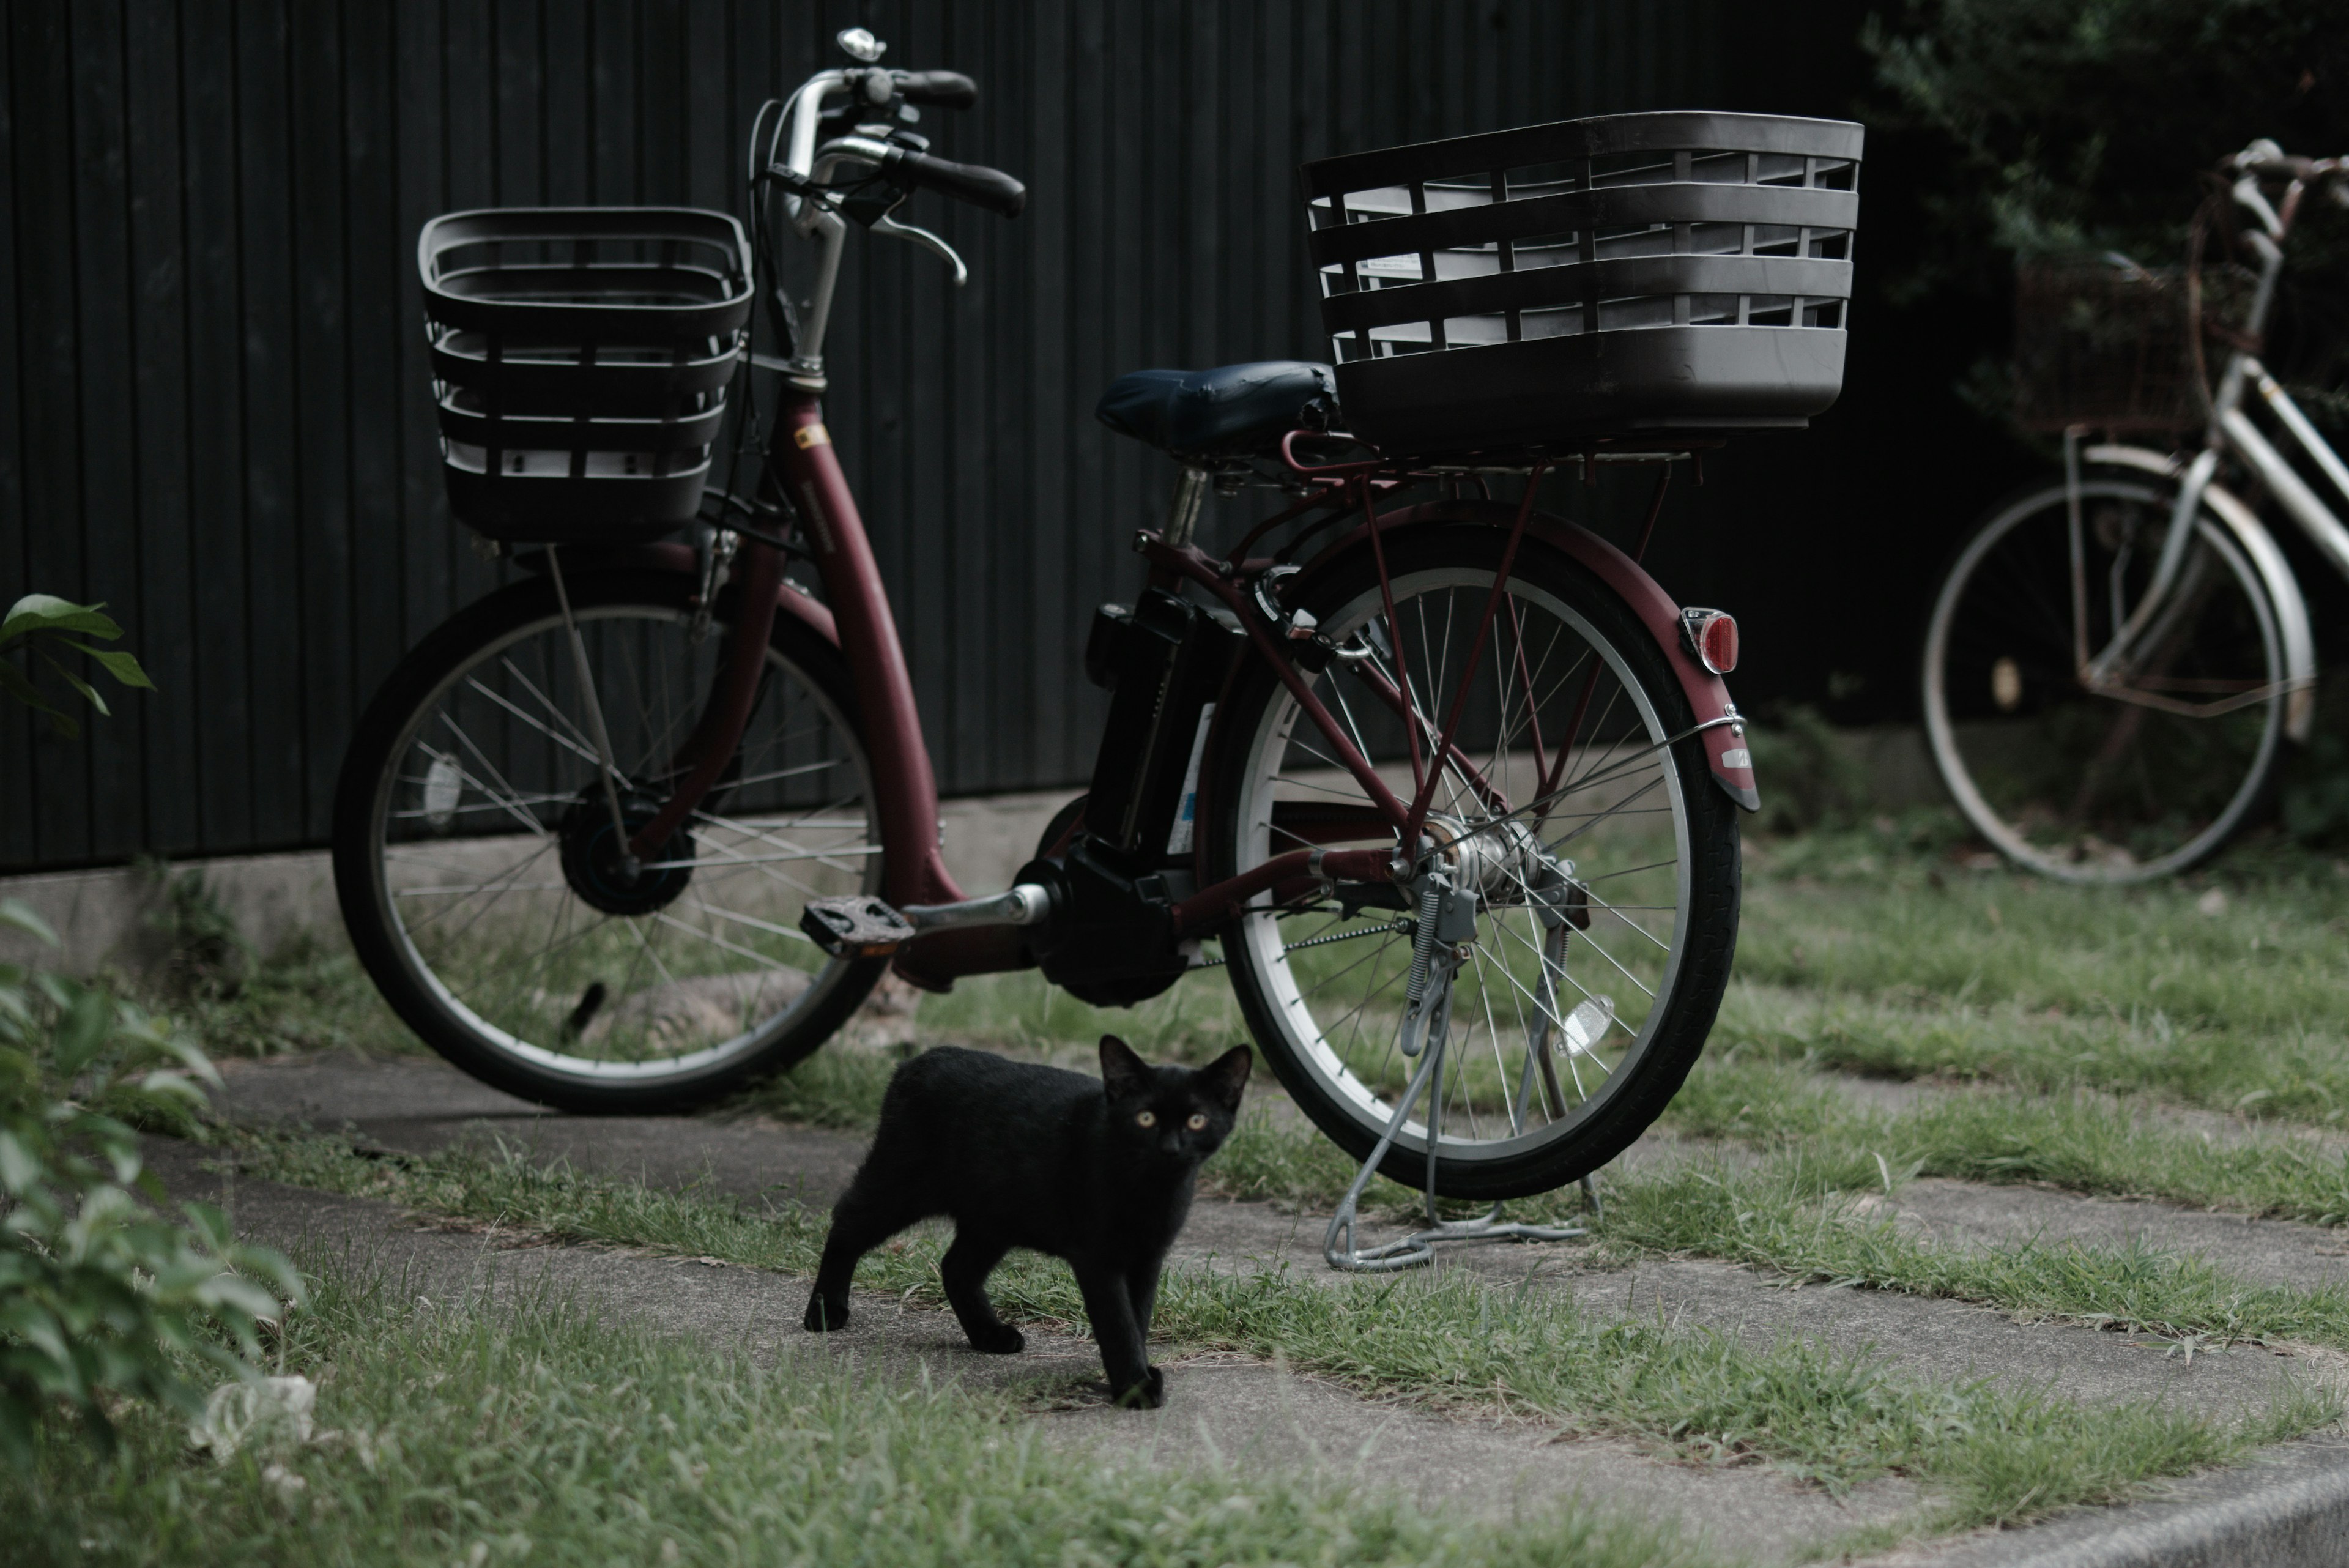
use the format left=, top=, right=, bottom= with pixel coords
left=418, top=207, right=754, bottom=543
left=1301, top=111, right=1862, bottom=456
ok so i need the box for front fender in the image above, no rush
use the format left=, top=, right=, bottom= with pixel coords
left=513, top=541, right=841, bottom=647
left=1294, top=500, right=1758, bottom=811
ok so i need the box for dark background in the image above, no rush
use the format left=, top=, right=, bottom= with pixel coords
left=0, top=0, right=2025, bottom=873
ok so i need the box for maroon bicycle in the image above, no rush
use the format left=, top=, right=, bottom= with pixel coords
left=334, top=29, right=1858, bottom=1210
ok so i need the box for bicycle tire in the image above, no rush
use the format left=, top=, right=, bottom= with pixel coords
left=333, top=570, right=887, bottom=1112
left=1921, top=474, right=2286, bottom=883
left=1205, top=524, right=1740, bottom=1200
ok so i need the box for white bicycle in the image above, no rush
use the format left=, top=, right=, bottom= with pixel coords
left=1923, top=138, right=2348, bottom=882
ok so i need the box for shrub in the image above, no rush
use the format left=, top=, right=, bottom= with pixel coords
left=0, top=593, right=299, bottom=1469
left=0, top=902, right=301, bottom=1466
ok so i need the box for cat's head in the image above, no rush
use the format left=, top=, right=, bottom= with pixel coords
left=1099, top=1035, right=1252, bottom=1169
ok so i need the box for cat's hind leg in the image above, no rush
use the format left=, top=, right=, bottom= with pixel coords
left=940, top=1231, right=1023, bottom=1354
left=804, top=1180, right=924, bottom=1333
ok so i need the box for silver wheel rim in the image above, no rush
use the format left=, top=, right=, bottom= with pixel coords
left=1923, top=480, right=2284, bottom=885
left=1229, top=563, right=1695, bottom=1169
left=362, top=602, right=880, bottom=1086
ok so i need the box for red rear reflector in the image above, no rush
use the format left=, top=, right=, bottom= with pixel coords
left=1680, top=608, right=1739, bottom=674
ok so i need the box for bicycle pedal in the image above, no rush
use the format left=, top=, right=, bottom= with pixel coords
left=801, top=896, right=918, bottom=958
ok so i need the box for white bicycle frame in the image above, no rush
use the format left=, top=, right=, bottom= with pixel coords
left=2071, top=150, right=2349, bottom=745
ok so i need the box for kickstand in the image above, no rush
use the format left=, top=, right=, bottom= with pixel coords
left=1322, top=976, right=1600, bottom=1273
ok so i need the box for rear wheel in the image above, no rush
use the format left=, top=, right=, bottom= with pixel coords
left=1206, top=524, right=1740, bottom=1200
left=333, top=571, right=886, bottom=1112
left=1921, top=475, right=2286, bottom=883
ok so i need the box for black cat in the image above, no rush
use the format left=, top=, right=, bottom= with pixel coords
left=803, top=1035, right=1252, bottom=1408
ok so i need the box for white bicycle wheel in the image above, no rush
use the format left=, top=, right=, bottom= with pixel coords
left=1207, top=524, right=1740, bottom=1200
left=1922, top=475, right=2286, bottom=883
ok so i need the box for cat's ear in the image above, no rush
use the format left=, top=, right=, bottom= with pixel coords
left=1196, top=1045, right=1253, bottom=1110
left=1099, top=1035, right=1150, bottom=1098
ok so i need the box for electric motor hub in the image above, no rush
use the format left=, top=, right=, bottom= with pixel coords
left=557, top=789, right=697, bottom=916
left=1423, top=814, right=1547, bottom=905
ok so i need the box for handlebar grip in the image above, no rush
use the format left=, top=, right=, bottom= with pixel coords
left=895, top=70, right=978, bottom=109
left=887, top=147, right=1026, bottom=217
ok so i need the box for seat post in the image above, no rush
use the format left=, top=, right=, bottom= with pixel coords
left=1162, top=464, right=1211, bottom=548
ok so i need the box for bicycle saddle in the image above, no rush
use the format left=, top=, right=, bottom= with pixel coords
left=1095, top=360, right=1337, bottom=459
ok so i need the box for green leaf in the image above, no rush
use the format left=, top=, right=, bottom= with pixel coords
left=58, top=642, right=154, bottom=690
left=0, top=1128, right=37, bottom=1194
left=0, top=899, right=60, bottom=948
left=0, top=658, right=76, bottom=738
left=53, top=988, right=115, bottom=1077
left=40, top=653, right=109, bottom=718
left=0, top=595, right=121, bottom=646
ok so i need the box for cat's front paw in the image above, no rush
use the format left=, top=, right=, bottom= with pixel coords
left=1113, top=1367, right=1165, bottom=1410
left=966, top=1323, right=1025, bottom=1354
left=803, top=1293, right=850, bottom=1332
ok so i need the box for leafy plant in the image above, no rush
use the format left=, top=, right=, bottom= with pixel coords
left=0, top=902, right=301, bottom=1468
left=0, top=595, right=154, bottom=740
left=1866, top=0, right=2349, bottom=417
left=1745, top=703, right=1872, bottom=834
left=139, top=858, right=252, bottom=1000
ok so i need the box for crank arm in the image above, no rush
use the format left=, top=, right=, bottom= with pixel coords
left=801, top=885, right=1049, bottom=958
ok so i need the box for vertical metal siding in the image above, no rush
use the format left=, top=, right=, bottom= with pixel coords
left=0, top=0, right=1739, bottom=872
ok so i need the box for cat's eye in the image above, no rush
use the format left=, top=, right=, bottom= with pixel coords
left=1136, top=1110, right=1156, bottom=1128
left=1186, top=1113, right=1208, bottom=1131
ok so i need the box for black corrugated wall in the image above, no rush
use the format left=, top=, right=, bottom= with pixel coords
left=0, top=1, right=1800, bottom=871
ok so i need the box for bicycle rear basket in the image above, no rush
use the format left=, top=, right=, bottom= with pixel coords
left=418, top=207, right=754, bottom=543
left=1301, top=111, right=1861, bottom=456
left=2009, top=255, right=2224, bottom=434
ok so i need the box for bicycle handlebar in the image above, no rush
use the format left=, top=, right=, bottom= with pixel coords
left=813, top=134, right=1027, bottom=219
left=2228, top=140, right=2348, bottom=183
left=893, top=70, right=977, bottom=109
left=886, top=147, right=1026, bottom=217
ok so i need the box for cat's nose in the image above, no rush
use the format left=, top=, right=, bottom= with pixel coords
left=1159, top=1132, right=1183, bottom=1156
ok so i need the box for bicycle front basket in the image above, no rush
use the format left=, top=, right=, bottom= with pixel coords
left=418, top=207, right=754, bottom=543
left=2007, top=255, right=2232, bottom=434
left=1301, top=111, right=1861, bottom=456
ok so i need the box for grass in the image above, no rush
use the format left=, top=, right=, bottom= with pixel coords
left=108, top=808, right=2349, bottom=1551
left=1194, top=1072, right=2349, bottom=1365
left=214, top=1126, right=2339, bottom=1542
left=5, top=1254, right=1714, bottom=1568
left=153, top=934, right=426, bottom=1062
left=1661, top=1052, right=2349, bottom=1226
left=1729, top=819, right=2349, bottom=1126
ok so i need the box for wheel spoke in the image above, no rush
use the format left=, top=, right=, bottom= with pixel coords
left=360, top=597, right=880, bottom=1089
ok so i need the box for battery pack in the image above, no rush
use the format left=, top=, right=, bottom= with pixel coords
left=1083, top=589, right=1241, bottom=863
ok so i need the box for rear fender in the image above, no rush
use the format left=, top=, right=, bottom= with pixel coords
left=1293, top=500, right=1758, bottom=811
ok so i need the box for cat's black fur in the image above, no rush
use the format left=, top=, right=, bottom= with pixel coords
left=803, top=1035, right=1252, bottom=1408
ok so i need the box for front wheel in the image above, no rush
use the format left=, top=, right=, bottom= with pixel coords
left=333, top=571, right=888, bottom=1112
left=1206, top=523, right=1741, bottom=1201
left=1921, top=474, right=2287, bottom=883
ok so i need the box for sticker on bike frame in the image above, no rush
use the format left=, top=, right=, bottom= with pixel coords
left=793, top=424, right=832, bottom=449
left=1165, top=703, right=1217, bottom=856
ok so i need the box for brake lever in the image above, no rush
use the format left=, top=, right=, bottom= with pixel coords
left=871, top=210, right=969, bottom=285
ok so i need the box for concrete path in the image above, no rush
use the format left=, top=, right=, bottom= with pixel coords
left=176, top=1048, right=2349, bottom=1566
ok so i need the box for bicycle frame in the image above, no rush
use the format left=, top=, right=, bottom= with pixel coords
left=586, top=65, right=1756, bottom=993
left=2075, top=154, right=2349, bottom=733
